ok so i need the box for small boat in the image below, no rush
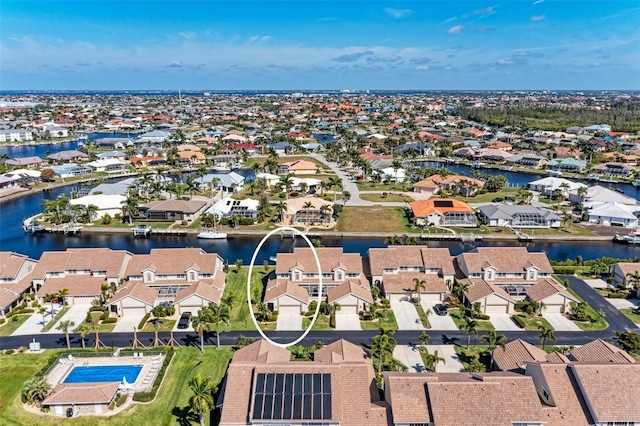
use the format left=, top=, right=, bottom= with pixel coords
left=588, top=174, right=600, bottom=181
left=632, top=180, right=640, bottom=188
left=211, top=165, right=231, bottom=172
left=444, top=157, right=455, bottom=164
left=614, top=231, right=640, bottom=245
left=197, top=229, right=227, bottom=239
left=547, top=170, right=563, bottom=177
left=472, top=161, right=486, bottom=169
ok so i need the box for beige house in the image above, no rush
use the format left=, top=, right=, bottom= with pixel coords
left=108, top=248, right=226, bottom=317
left=455, top=247, right=578, bottom=314
left=265, top=248, right=372, bottom=315
left=43, top=382, right=119, bottom=417
left=611, top=262, right=640, bottom=293
left=0, top=252, right=37, bottom=317
left=281, top=197, right=333, bottom=226
left=277, top=159, right=318, bottom=175
left=413, top=174, right=484, bottom=196
left=33, top=248, right=132, bottom=306
left=368, top=246, right=454, bottom=301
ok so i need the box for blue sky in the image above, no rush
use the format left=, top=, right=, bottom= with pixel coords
left=2, top=1, right=639, bottom=90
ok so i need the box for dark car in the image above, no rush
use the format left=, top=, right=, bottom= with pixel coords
left=491, top=197, right=504, bottom=203
left=177, top=312, right=192, bottom=329
left=433, top=304, right=448, bottom=316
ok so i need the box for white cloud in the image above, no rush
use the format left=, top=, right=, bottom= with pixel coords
left=416, top=65, right=430, bottom=70
left=531, top=15, right=546, bottom=22
left=533, top=0, right=545, bottom=4
left=463, top=6, right=496, bottom=18
left=448, top=25, right=464, bottom=35
left=384, top=8, right=414, bottom=19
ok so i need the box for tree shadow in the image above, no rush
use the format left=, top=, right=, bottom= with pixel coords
left=440, top=334, right=460, bottom=345
left=172, top=405, right=198, bottom=426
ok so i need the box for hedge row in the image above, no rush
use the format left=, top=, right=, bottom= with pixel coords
left=7, top=308, right=34, bottom=318
left=138, top=313, right=151, bottom=330
left=102, top=317, right=117, bottom=324
left=132, top=349, right=174, bottom=402
left=512, top=315, right=527, bottom=329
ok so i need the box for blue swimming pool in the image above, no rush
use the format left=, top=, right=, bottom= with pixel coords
left=63, top=365, right=143, bottom=384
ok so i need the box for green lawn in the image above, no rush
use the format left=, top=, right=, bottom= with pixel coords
left=620, top=308, right=640, bottom=325
left=554, top=280, right=609, bottom=331
left=451, top=187, right=520, bottom=203
left=356, top=182, right=412, bottom=192
left=358, top=193, right=413, bottom=203
left=512, top=313, right=555, bottom=331
left=76, top=320, right=117, bottom=333
left=360, top=310, right=398, bottom=331
left=413, top=302, right=432, bottom=328
left=220, top=267, right=273, bottom=331
left=0, top=347, right=232, bottom=426
left=336, top=206, right=418, bottom=233
left=449, top=308, right=495, bottom=332
left=302, top=314, right=332, bottom=330
left=0, top=315, right=30, bottom=337
left=453, top=345, right=490, bottom=372
left=143, top=319, right=177, bottom=332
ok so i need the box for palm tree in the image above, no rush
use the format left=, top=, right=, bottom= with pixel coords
left=423, top=349, right=446, bottom=372
left=56, top=320, right=75, bottom=349
left=57, top=288, right=69, bottom=307
left=391, top=159, right=403, bottom=185
left=209, top=302, right=231, bottom=349
left=328, top=176, right=343, bottom=203
left=319, top=204, right=332, bottom=224
left=185, top=176, right=201, bottom=200
left=577, top=185, right=588, bottom=202
left=275, top=201, right=287, bottom=223
left=101, top=283, right=115, bottom=303
left=21, top=376, right=52, bottom=406
left=480, top=330, right=506, bottom=370
left=38, top=306, right=47, bottom=326
left=278, top=174, right=294, bottom=199
left=413, top=278, right=426, bottom=303
left=191, top=310, right=211, bottom=353
left=188, top=375, right=216, bottom=426
left=342, top=190, right=351, bottom=205
left=120, top=195, right=139, bottom=225
left=74, top=323, right=91, bottom=349
left=461, top=317, right=479, bottom=349
left=370, top=328, right=397, bottom=374
left=538, top=325, right=556, bottom=350
left=626, top=271, right=640, bottom=291
left=418, top=331, right=430, bottom=353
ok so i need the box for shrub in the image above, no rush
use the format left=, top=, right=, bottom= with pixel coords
left=329, top=314, right=336, bottom=329
left=101, top=214, right=113, bottom=225
left=0, top=318, right=5, bottom=325
left=512, top=315, right=527, bottom=329
left=133, top=349, right=174, bottom=402
left=138, top=313, right=150, bottom=330
left=268, top=314, right=278, bottom=322
left=109, top=400, right=116, bottom=410
left=115, top=392, right=127, bottom=407
left=90, top=305, right=107, bottom=312
left=5, top=349, right=14, bottom=355
left=102, top=317, right=117, bottom=324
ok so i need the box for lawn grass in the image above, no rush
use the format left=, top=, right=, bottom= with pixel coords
left=42, top=307, right=70, bottom=332
left=0, top=315, right=30, bottom=337
left=453, top=345, right=490, bottom=371
left=413, top=302, right=431, bottom=328
left=512, top=313, right=555, bottom=331
left=143, top=319, right=177, bottom=332
left=302, top=314, right=332, bottom=330
left=220, top=266, right=273, bottom=331
left=0, top=347, right=232, bottom=426
left=448, top=308, right=495, bottom=332
left=451, top=187, right=520, bottom=203
left=360, top=310, right=398, bottom=331
left=620, top=308, right=640, bottom=325
left=356, top=182, right=412, bottom=192
left=554, top=280, right=609, bottom=331
left=336, top=206, right=417, bottom=233
left=358, top=193, right=413, bottom=203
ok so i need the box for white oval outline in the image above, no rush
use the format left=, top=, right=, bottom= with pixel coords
left=246, top=226, right=323, bottom=348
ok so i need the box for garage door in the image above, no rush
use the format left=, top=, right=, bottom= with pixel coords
left=123, top=306, right=146, bottom=316
left=545, top=304, right=565, bottom=313
left=485, top=304, right=509, bottom=314
left=73, top=296, right=98, bottom=305
left=179, top=305, right=201, bottom=315
left=423, top=293, right=442, bottom=302
left=340, top=305, right=358, bottom=315
left=279, top=305, right=300, bottom=315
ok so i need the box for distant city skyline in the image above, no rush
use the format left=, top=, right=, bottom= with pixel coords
left=2, top=1, right=639, bottom=90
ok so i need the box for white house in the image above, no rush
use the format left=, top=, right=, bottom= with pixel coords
left=528, top=177, right=587, bottom=198
left=69, top=194, right=127, bottom=220
left=586, top=202, right=640, bottom=228
left=208, top=197, right=259, bottom=221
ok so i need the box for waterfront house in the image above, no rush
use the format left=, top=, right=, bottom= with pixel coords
left=86, top=158, right=128, bottom=173
left=177, top=150, right=206, bottom=165
left=281, top=197, right=333, bottom=226
left=409, top=199, right=477, bottom=227
left=528, top=176, right=587, bottom=198
left=34, top=248, right=132, bottom=306
left=591, top=162, right=634, bottom=177
left=277, top=159, right=317, bottom=175
left=267, top=141, right=295, bottom=155
left=506, top=153, right=547, bottom=168
left=94, top=138, right=130, bottom=149
left=367, top=246, right=453, bottom=301
left=47, top=150, right=89, bottom=164
left=5, top=156, right=43, bottom=169
left=68, top=194, right=126, bottom=220
left=48, top=164, right=92, bottom=179
left=137, top=199, right=207, bottom=223
left=477, top=204, right=561, bottom=228
left=110, top=248, right=226, bottom=317
left=205, top=171, right=245, bottom=192
left=136, top=130, right=171, bottom=144
left=413, top=174, right=484, bottom=197
left=610, top=262, right=640, bottom=294
left=0, top=252, right=37, bottom=317
left=455, top=247, right=578, bottom=314
left=208, top=197, right=259, bottom=221
left=264, top=248, right=372, bottom=315
left=130, top=156, right=167, bottom=168
left=218, top=339, right=388, bottom=426
left=546, top=157, right=588, bottom=172
left=0, top=128, right=33, bottom=142
left=586, top=201, right=640, bottom=228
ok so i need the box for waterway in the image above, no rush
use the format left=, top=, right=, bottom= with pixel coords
left=0, top=133, right=137, bottom=158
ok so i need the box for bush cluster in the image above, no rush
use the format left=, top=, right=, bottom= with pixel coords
left=138, top=313, right=151, bottom=330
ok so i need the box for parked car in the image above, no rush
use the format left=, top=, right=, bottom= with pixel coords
left=433, top=304, right=448, bottom=316
left=177, top=312, right=192, bottom=329
left=491, top=197, right=504, bottom=203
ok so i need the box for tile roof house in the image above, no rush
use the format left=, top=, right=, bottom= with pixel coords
left=33, top=248, right=132, bottom=305
left=493, top=338, right=570, bottom=373
left=455, top=247, right=578, bottom=314
left=282, top=197, right=334, bottom=226
left=5, top=156, right=43, bottom=168
left=368, top=246, right=454, bottom=301
left=409, top=199, right=478, bottom=228
left=137, top=199, right=207, bottom=223
left=109, top=248, right=226, bottom=317
left=218, top=339, right=388, bottom=426
left=265, top=248, right=372, bottom=315
left=568, top=338, right=636, bottom=363
left=413, top=174, right=484, bottom=197
left=0, top=252, right=37, bottom=317
left=477, top=204, right=562, bottom=228
left=277, top=159, right=318, bottom=175
left=610, top=262, right=640, bottom=294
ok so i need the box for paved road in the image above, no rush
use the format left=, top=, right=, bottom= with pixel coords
left=0, top=327, right=625, bottom=352
left=559, top=275, right=638, bottom=332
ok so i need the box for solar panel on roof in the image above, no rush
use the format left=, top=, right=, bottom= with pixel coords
left=433, top=200, right=454, bottom=208
left=252, top=373, right=332, bottom=420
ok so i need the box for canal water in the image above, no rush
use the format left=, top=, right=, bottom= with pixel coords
left=0, top=133, right=137, bottom=158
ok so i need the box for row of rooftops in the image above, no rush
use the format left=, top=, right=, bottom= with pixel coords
left=219, top=337, right=640, bottom=426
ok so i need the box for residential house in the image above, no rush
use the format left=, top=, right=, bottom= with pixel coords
left=506, top=153, right=547, bottom=168
left=528, top=176, right=587, bottom=198
left=610, top=262, right=640, bottom=293
left=0, top=128, right=33, bottom=142
left=0, top=252, right=37, bottom=317
left=477, top=205, right=561, bottom=228
left=136, top=130, right=170, bottom=144
left=267, top=141, right=295, bottom=155
left=265, top=248, right=372, bottom=315
left=546, top=157, right=588, bottom=172
left=413, top=174, right=484, bottom=197
left=130, top=156, right=167, bottom=168
left=177, top=150, right=206, bottom=165
left=591, top=162, right=634, bottom=177
left=5, top=156, right=43, bottom=169
left=278, top=159, right=318, bottom=175
left=205, top=171, right=245, bottom=192
left=218, top=339, right=388, bottom=426
left=586, top=202, right=640, bottom=228
left=367, top=246, right=453, bottom=301
left=493, top=338, right=569, bottom=373
left=208, top=197, right=259, bottom=221
left=33, top=248, right=132, bottom=305
left=568, top=338, right=636, bottom=363
left=94, top=138, right=130, bottom=149
left=137, top=200, right=207, bottom=222
left=569, top=184, right=638, bottom=205
left=393, top=142, right=435, bottom=157
left=409, top=199, right=477, bottom=227
left=473, top=148, right=513, bottom=162
left=68, top=194, right=126, bottom=220
left=43, top=382, right=120, bottom=417
left=47, top=150, right=89, bottom=163
left=86, top=158, right=128, bottom=173
left=281, top=197, right=334, bottom=226
left=109, top=248, right=226, bottom=316
left=455, top=247, right=578, bottom=314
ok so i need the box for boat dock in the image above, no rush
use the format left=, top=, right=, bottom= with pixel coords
left=133, top=225, right=188, bottom=237
left=420, top=230, right=481, bottom=242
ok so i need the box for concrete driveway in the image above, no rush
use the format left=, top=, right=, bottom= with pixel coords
left=427, top=345, right=465, bottom=372
left=45, top=304, right=91, bottom=334
left=11, top=309, right=53, bottom=335
left=421, top=301, right=459, bottom=330
left=543, top=313, right=582, bottom=331
left=583, top=279, right=608, bottom=289
left=489, top=313, right=523, bottom=331
left=334, top=313, right=361, bottom=330
left=113, top=314, right=145, bottom=333
left=390, top=296, right=425, bottom=330
left=393, top=345, right=425, bottom=372
left=605, top=298, right=638, bottom=310
left=276, top=314, right=302, bottom=331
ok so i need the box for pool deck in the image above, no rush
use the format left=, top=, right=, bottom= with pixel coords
left=46, top=353, right=165, bottom=394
